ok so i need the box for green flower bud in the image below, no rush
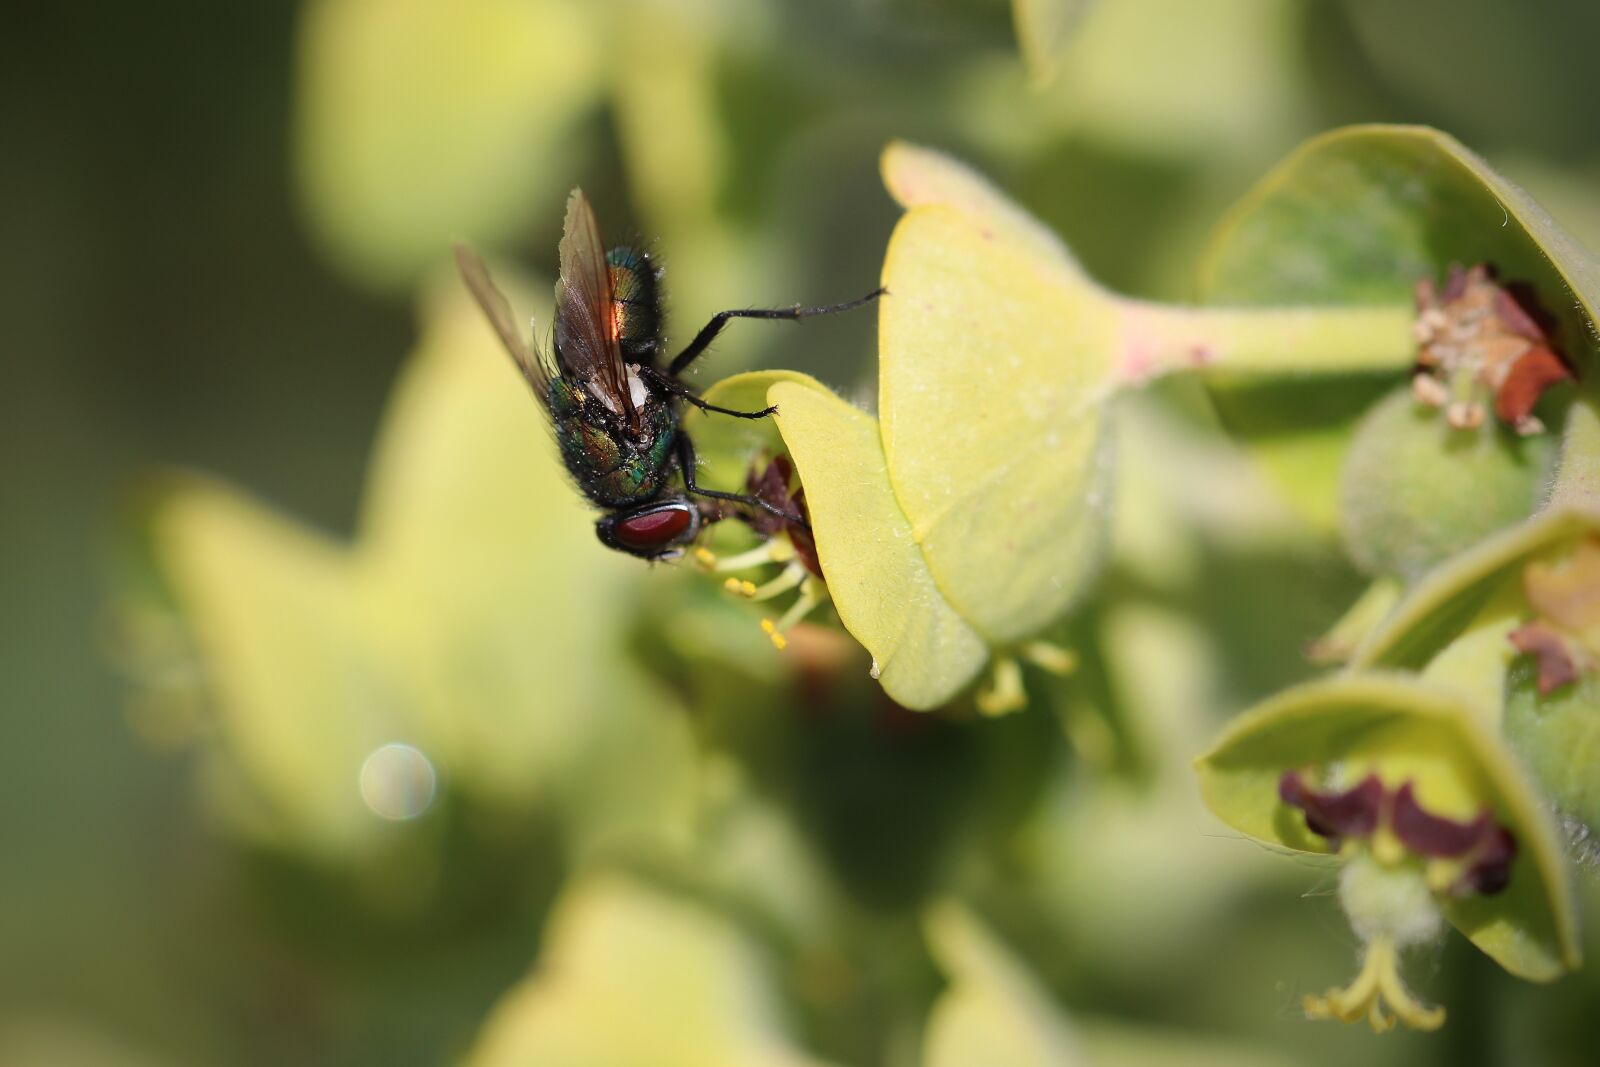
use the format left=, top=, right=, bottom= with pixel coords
left=1340, top=386, right=1552, bottom=583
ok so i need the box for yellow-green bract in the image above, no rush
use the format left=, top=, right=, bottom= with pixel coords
left=695, top=144, right=1126, bottom=711
left=462, top=875, right=841, bottom=1067
left=1195, top=672, right=1580, bottom=983
left=879, top=143, right=1118, bottom=648
left=133, top=274, right=697, bottom=862
left=702, top=138, right=1416, bottom=710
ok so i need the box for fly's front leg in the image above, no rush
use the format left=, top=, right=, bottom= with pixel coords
left=667, top=287, right=887, bottom=376
left=639, top=365, right=776, bottom=420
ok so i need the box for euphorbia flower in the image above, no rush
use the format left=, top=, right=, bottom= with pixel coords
left=1409, top=263, right=1573, bottom=435
left=1277, top=769, right=1519, bottom=1031
left=1196, top=673, right=1579, bottom=1032
left=697, top=454, right=830, bottom=650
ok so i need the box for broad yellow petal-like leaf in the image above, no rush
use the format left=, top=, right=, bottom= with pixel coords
left=463, top=875, right=839, bottom=1067
left=923, top=903, right=1087, bottom=1067
left=1196, top=672, right=1580, bottom=982
left=690, top=370, right=819, bottom=492
left=142, top=275, right=698, bottom=858
left=1011, top=0, right=1098, bottom=89
left=923, top=903, right=1295, bottom=1067
left=154, top=480, right=402, bottom=860
left=880, top=143, right=1117, bottom=643
left=296, top=0, right=603, bottom=287
left=609, top=0, right=772, bottom=319
left=684, top=144, right=1410, bottom=709
left=356, top=281, right=676, bottom=815
left=768, top=379, right=987, bottom=710
left=883, top=143, right=1090, bottom=272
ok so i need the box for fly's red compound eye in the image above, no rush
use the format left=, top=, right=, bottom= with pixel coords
left=598, top=501, right=700, bottom=557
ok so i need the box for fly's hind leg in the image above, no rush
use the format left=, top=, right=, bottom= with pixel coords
left=675, top=433, right=805, bottom=527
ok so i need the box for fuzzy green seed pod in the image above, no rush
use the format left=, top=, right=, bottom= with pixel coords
left=1340, top=386, right=1552, bottom=583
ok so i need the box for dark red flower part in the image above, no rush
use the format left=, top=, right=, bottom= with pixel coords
left=1457, top=825, right=1518, bottom=896
left=1494, top=344, right=1574, bottom=428
left=1411, top=263, right=1574, bottom=434
left=1508, top=620, right=1581, bottom=694
left=1279, top=772, right=1519, bottom=898
left=1279, top=771, right=1384, bottom=842
left=1390, top=781, right=1492, bottom=858
left=1491, top=286, right=1546, bottom=341
left=787, top=490, right=822, bottom=578
left=745, top=454, right=823, bottom=578
left=744, top=455, right=794, bottom=538
left=1467, top=827, right=1518, bottom=895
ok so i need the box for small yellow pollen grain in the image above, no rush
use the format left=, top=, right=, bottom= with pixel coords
left=694, top=547, right=718, bottom=567
left=723, top=577, right=744, bottom=594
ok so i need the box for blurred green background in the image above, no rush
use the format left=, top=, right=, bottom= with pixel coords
left=4, top=1, right=1600, bottom=1064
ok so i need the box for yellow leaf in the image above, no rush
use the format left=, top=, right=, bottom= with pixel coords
left=923, top=903, right=1086, bottom=1067
left=465, top=875, right=839, bottom=1067
left=296, top=0, right=603, bottom=287
left=1196, top=672, right=1581, bottom=982
left=769, top=378, right=987, bottom=710
left=880, top=142, right=1117, bottom=643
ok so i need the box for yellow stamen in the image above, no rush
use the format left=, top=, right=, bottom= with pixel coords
left=760, top=618, right=788, bottom=651
left=774, top=576, right=826, bottom=632
left=1302, top=937, right=1445, bottom=1033
left=713, top=538, right=794, bottom=574
left=1021, top=640, right=1077, bottom=676
left=752, top=576, right=829, bottom=652
left=693, top=546, right=718, bottom=568
left=723, top=577, right=758, bottom=597
left=747, top=561, right=806, bottom=603
left=975, top=656, right=1026, bottom=717
left=712, top=543, right=779, bottom=573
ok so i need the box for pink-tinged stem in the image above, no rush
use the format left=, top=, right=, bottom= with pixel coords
left=1111, top=298, right=1416, bottom=387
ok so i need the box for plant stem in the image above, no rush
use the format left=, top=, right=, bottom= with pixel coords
left=1112, top=298, right=1416, bottom=386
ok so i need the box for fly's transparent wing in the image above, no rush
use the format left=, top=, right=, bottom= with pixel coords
left=554, top=188, right=636, bottom=423
left=454, top=245, right=554, bottom=391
